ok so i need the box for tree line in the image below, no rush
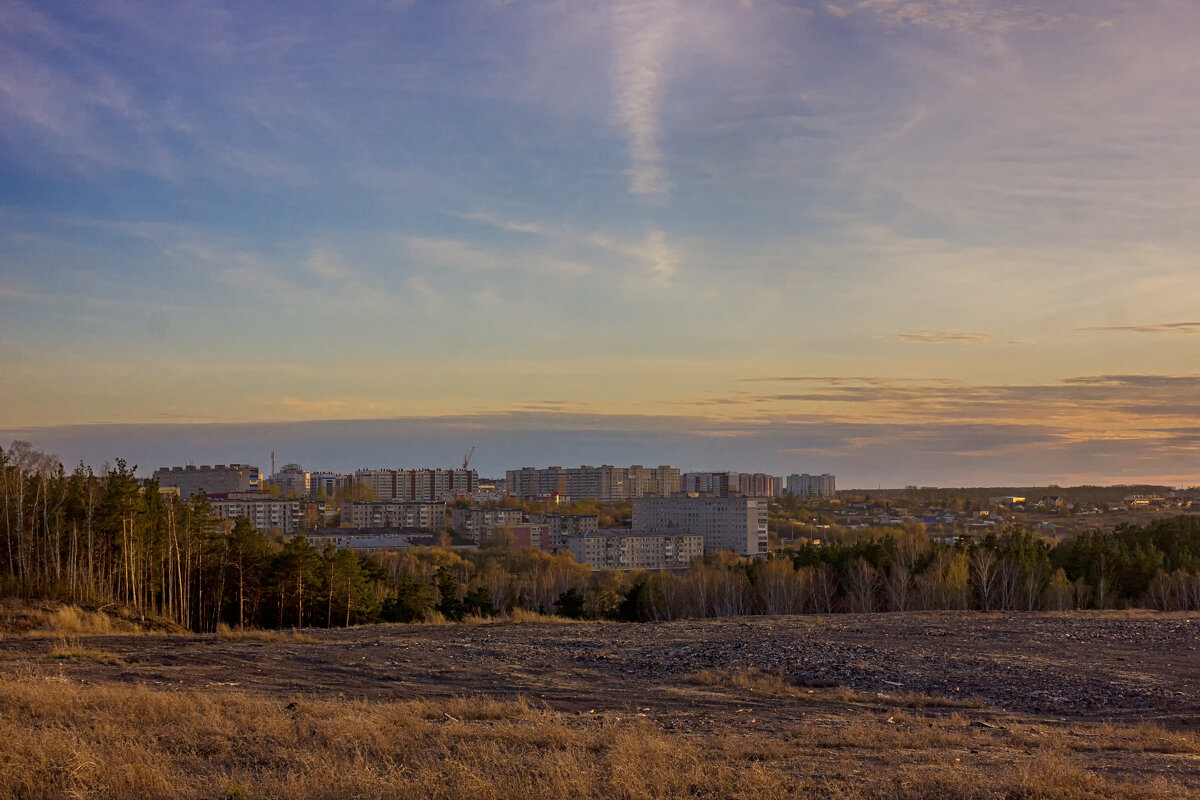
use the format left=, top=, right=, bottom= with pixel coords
left=5, top=441, right=1200, bottom=630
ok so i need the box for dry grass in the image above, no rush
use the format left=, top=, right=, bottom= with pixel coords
left=0, top=600, right=186, bottom=637
left=215, top=622, right=318, bottom=643
left=46, top=637, right=124, bottom=666
left=0, top=669, right=1193, bottom=800
left=686, top=668, right=985, bottom=710
left=417, top=609, right=590, bottom=625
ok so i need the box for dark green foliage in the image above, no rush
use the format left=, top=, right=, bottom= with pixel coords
left=616, top=580, right=649, bottom=622
left=381, top=574, right=433, bottom=622
left=462, top=586, right=494, bottom=618
left=435, top=567, right=463, bottom=620
left=556, top=586, right=586, bottom=619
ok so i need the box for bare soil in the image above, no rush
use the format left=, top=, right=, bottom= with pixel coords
left=6, top=610, right=1200, bottom=793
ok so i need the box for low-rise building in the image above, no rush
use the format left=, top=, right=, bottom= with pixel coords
left=567, top=530, right=703, bottom=571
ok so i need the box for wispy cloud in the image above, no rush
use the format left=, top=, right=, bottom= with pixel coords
left=893, top=330, right=993, bottom=344
left=454, top=212, right=545, bottom=235
left=611, top=0, right=678, bottom=198
left=1078, top=322, right=1200, bottom=335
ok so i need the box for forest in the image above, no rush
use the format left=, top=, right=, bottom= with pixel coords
left=4, top=441, right=1200, bottom=631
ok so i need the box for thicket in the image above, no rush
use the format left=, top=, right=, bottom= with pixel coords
left=5, top=441, right=1200, bottom=630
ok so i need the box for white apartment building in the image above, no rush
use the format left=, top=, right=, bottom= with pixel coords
left=567, top=530, right=703, bottom=571
left=632, top=495, right=768, bottom=556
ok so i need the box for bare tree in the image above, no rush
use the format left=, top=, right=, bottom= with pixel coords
left=971, top=549, right=998, bottom=611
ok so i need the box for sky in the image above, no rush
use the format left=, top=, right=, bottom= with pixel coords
left=2, top=0, right=1200, bottom=487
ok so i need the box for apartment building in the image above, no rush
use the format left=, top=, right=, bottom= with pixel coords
left=266, top=463, right=309, bottom=497
left=632, top=494, right=768, bottom=556
left=308, top=471, right=351, bottom=498
left=528, top=513, right=600, bottom=552
left=786, top=473, right=837, bottom=499
left=354, top=468, right=477, bottom=501
left=483, top=523, right=550, bottom=550
left=341, top=501, right=447, bottom=531
left=682, top=471, right=739, bottom=497
left=567, top=530, right=703, bottom=571
left=506, top=467, right=567, bottom=499
left=508, top=465, right=679, bottom=502
left=153, top=464, right=261, bottom=499
left=450, top=507, right=525, bottom=544
left=210, top=496, right=300, bottom=535
left=737, top=473, right=777, bottom=498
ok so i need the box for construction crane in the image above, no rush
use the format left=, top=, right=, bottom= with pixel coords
left=462, top=446, right=475, bottom=471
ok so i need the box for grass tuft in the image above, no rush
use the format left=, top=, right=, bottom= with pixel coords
left=215, top=623, right=317, bottom=643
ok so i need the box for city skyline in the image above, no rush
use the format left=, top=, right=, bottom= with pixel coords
left=3, top=1, right=1200, bottom=486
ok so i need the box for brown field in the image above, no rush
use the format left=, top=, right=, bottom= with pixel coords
left=3, top=608, right=1200, bottom=799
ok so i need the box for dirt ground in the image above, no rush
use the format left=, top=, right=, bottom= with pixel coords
left=6, top=610, right=1200, bottom=792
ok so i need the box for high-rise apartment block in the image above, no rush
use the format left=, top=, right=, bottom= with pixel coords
left=567, top=530, right=703, bottom=571
left=737, top=473, right=777, bottom=498
left=632, top=495, right=768, bottom=556
left=786, top=473, right=836, bottom=498
left=153, top=464, right=261, bottom=499
left=266, top=463, right=310, bottom=497
left=682, top=471, right=739, bottom=496
left=354, top=468, right=476, bottom=501
left=506, top=465, right=679, bottom=501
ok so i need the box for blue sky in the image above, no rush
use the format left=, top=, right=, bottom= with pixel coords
left=3, top=0, right=1200, bottom=486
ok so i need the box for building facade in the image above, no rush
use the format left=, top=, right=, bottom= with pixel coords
left=354, top=469, right=477, bottom=501
left=505, top=467, right=567, bottom=499
left=786, top=473, right=836, bottom=498
left=341, top=501, right=447, bottom=531
left=153, top=464, right=261, bottom=499
left=632, top=495, right=768, bottom=556
left=210, top=497, right=300, bottom=535
left=450, top=507, right=525, bottom=544
left=266, top=463, right=310, bottom=497
left=737, top=473, right=777, bottom=498
left=528, top=513, right=600, bottom=552
left=682, top=471, right=739, bottom=497
left=567, top=530, right=704, bottom=571
left=507, top=465, right=679, bottom=502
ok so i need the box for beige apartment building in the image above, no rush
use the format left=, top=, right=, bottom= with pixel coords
left=341, top=501, right=446, bottom=531
left=354, top=469, right=477, bottom=501
left=210, top=497, right=300, bottom=535
left=528, top=513, right=600, bottom=552
left=567, top=530, right=703, bottom=571
left=450, top=507, right=525, bottom=544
